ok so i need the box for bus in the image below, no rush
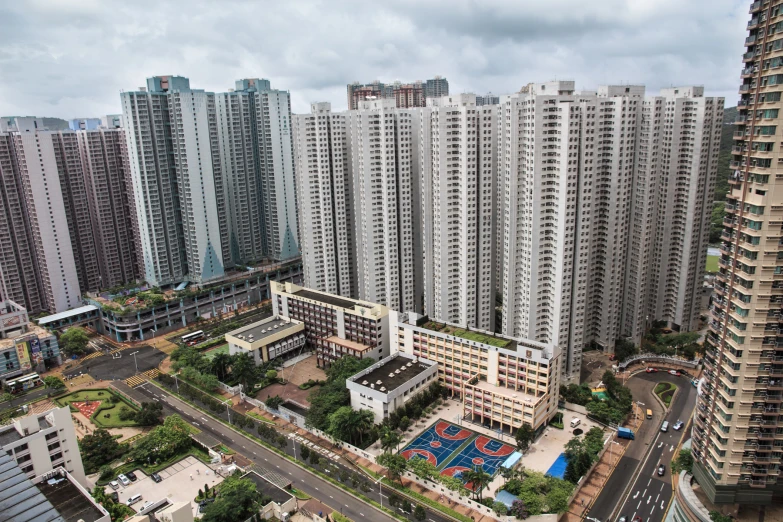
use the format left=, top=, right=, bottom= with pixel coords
left=181, top=330, right=205, bottom=346
left=5, top=373, right=44, bottom=394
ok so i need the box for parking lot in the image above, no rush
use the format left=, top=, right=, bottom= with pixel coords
left=106, top=456, right=222, bottom=517
left=522, top=412, right=606, bottom=474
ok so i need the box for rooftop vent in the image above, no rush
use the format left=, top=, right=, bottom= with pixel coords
left=377, top=380, right=383, bottom=385
left=362, top=380, right=369, bottom=385
left=380, top=387, right=386, bottom=392
left=395, top=369, right=401, bottom=374
left=388, top=373, right=395, bottom=378
left=370, top=384, right=375, bottom=389
left=407, top=362, right=413, bottom=367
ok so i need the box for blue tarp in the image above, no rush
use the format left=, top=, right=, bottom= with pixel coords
left=546, top=452, right=568, bottom=480
left=501, top=451, right=523, bottom=469
left=495, top=490, right=520, bottom=509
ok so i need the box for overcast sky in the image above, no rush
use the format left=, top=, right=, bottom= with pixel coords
left=0, top=0, right=749, bottom=118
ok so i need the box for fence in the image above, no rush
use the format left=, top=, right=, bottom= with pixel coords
left=218, top=381, right=241, bottom=396
left=618, top=353, right=700, bottom=370
left=108, top=383, right=141, bottom=408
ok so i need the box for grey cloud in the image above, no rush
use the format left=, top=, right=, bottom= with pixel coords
left=0, top=0, right=749, bottom=118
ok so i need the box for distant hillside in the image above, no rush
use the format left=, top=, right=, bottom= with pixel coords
left=0, top=116, right=69, bottom=131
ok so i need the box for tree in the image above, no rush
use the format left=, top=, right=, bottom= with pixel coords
left=376, top=453, right=407, bottom=486
left=60, top=327, right=89, bottom=357
left=328, top=406, right=375, bottom=446
left=414, top=505, right=426, bottom=521
left=399, top=416, right=411, bottom=432
left=515, top=424, right=535, bottom=452
left=201, top=475, right=261, bottom=522
left=492, top=501, right=509, bottom=516
left=300, top=445, right=311, bottom=462
left=230, top=353, right=259, bottom=391
left=79, top=428, right=125, bottom=474
left=43, top=376, right=66, bottom=395
left=211, top=352, right=233, bottom=381
left=510, top=499, right=529, bottom=519
left=408, top=456, right=439, bottom=481
left=710, top=512, right=733, bottom=522
left=266, top=369, right=278, bottom=380
left=135, top=401, right=164, bottom=426
left=265, top=395, right=284, bottom=409
left=614, top=338, right=638, bottom=362
left=380, top=428, right=403, bottom=453
left=671, top=449, right=694, bottom=474
left=463, top=465, right=492, bottom=502
left=131, top=415, right=191, bottom=464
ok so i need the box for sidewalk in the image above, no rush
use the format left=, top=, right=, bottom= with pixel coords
left=233, top=401, right=499, bottom=522
left=560, top=437, right=629, bottom=522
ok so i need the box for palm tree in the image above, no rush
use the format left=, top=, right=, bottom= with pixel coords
left=211, top=352, right=232, bottom=382
left=230, top=353, right=257, bottom=391
left=381, top=428, right=403, bottom=453
left=464, top=465, right=492, bottom=502
left=354, top=409, right=375, bottom=446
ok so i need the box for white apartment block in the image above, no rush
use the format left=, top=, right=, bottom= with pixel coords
left=421, top=94, right=496, bottom=330
left=348, top=98, right=420, bottom=312
left=292, top=102, right=355, bottom=297
left=0, top=406, right=86, bottom=487
left=1, top=119, right=82, bottom=313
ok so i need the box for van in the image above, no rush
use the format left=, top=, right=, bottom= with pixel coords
left=570, top=418, right=581, bottom=428
left=661, top=421, right=669, bottom=432
left=646, top=409, right=653, bottom=419
left=126, top=494, right=143, bottom=507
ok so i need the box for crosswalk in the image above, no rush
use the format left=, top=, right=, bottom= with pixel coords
left=82, top=351, right=104, bottom=362
left=109, top=346, right=132, bottom=356
left=125, top=369, right=160, bottom=388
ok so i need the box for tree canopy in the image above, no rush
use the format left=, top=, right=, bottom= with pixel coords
left=79, top=428, right=126, bottom=474
left=59, top=327, right=89, bottom=357
left=201, top=474, right=261, bottom=522
left=131, top=414, right=191, bottom=464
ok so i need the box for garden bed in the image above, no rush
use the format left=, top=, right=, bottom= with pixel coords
left=55, top=389, right=141, bottom=428
left=654, top=382, right=677, bottom=407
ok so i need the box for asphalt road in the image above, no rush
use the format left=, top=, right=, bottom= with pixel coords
left=586, top=372, right=698, bottom=522
left=63, top=345, right=165, bottom=381
left=127, top=381, right=453, bottom=522
left=0, top=386, right=51, bottom=413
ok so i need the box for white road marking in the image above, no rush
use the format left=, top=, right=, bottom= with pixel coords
left=632, top=512, right=637, bottom=520
left=637, top=501, right=642, bottom=509
left=670, top=445, right=674, bottom=452
left=264, top=458, right=268, bottom=462
left=658, top=442, right=663, bottom=448
left=633, top=491, right=639, bottom=499
left=360, top=514, right=364, bottom=517
left=660, top=483, right=664, bottom=491
left=648, top=478, right=651, bottom=486
left=643, top=489, right=647, bottom=497
left=647, top=496, right=651, bottom=504
left=661, top=501, right=665, bottom=509
left=656, top=494, right=660, bottom=502
left=651, top=506, right=656, bottom=515
left=330, top=495, right=334, bottom=499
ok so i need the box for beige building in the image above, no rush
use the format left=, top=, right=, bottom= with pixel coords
left=692, top=0, right=783, bottom=504
left=226, top=315, right=305, bottom=365
left=0, top=406, right=86, bottom=487
left=392, top=312, right=559, bottom=433
left=271, top=281, right=391, bottom=367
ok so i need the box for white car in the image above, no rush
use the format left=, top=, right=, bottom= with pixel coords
left=118, top=474, right=130, bottom=486
left=109, top=481, right=120, bottom=490
left=673, top=420, right=684, bottom=430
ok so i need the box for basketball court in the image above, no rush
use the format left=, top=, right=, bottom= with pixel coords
left=399, top=419, right=519, bottom=489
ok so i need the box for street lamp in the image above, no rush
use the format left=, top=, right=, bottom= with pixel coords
left=129, top=351, right=139, bottom=374
left=225, top=402, right=231, bottom=425
left=376, top=479, right=383, bottom=510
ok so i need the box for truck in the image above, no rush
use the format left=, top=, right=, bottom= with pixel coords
left=617, top=427, right=635, bottom=440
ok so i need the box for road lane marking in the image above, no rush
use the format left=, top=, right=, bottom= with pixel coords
left=656, top=494, right=660, bottom=502
left=658, top=442, right=663, bottom=448
left=643, top=489, right=647, bottom=497
left=670, top=445, right=674, bottom=452
left=651, top=507, right=656, bottom=515
left=648, top=478, right=651, bottom=486
left=660, top=483, right=664, bottom=491
left=633, top=491, right=639, bottom=499
left=661, top=501, right=665, bottom=509
left=330, top=495, right=334, bottom=499
left=638, top=501, right=642, bottom=509
left=647, top=496, right=651, bottom=504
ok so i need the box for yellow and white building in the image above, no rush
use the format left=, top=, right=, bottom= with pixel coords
left=392, top=311, right=560, bottom=433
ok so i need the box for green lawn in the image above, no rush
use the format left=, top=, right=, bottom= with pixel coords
left=204, top=344, right=229, bottom=360
left=445, top=327, right=511, bottom=348
left=55, top=389, right=141, bottom=428
left=706, top=255, right=719, bottom=273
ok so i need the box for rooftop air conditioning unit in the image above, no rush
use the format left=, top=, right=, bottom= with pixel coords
left=407, top=362, right=413, bottom=367
left=370, top=384, right=375, bottom=389
left=377, top=380, right=383, bottom=385
left=362, top=380, right=369, bottom=385
left=380, top=387, right=386, bottom=392
left=388, top=373, right=394, bottom=378
left=395, top=369, right=401, bottom=374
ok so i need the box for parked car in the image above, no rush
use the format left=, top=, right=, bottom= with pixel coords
left=618, top=515, right=628, bottom=522
left=108, top=492, right=119, bottom=503
left=646, top=367, right=658, bottom=373
left=151, top=472, right=162, bottom=483
left=109, top=481, right=120, bottom=490
left=673, top=420, right=684, bottom=430
left=126, top=471, right=138, bottom=482
left=634, top=517, right=643, bottom=522
left=691, top=379, right=700, bottom=387
left=118, top=474, right=130, bottom=486
left=126, top=494, right=143, bottom=506
left=668, top=370, right=681, bottom=376
left=657, top=464, right=666, bottom=476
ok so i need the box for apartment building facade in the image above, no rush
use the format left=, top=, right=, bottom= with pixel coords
left=692, top=0, right=783, bottom=504
left=421, top=94, right=497, bottom=330
left=271, top=281, right=390, bottom=367
left=292, top=102, right=355, bottom=297
left=392, top=311, right=559, bottom=432
left=0, top=406, right=86, bottom=487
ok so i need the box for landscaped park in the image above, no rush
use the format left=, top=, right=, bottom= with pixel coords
left=55, top=388, right=141, bottom=428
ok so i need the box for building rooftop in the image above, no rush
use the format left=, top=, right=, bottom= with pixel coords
left=0, top=453, right=62, bottom=522
left=0, top=323, right=55, bottom=350
left=38, top=474, right=107, bottom=522
left=241, top=472, right=293, bottom=506
left=0, top=425, right=23, bottom=446
left=37, top=305, right=98, bottom=326
left=292, top=288, right=358, bottom=309
left=228, top=316, right=300, bottom=345
left=421, top=321, right=512, bottom=348
left=325, top=335, right=370, bottom=352
left=351, top=353, right=434, bottom=393
left=470, top=378, right=543, bottom=402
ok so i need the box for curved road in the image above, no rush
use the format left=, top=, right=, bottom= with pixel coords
left=586, top=372, right=698, bottom=522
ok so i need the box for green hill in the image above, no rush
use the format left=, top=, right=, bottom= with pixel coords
left=0, top=116, right=69, bottom=131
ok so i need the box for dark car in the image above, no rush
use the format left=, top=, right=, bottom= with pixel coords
left=126, top=471, right=137, bottom=482
left=151, top=472, right=162, bottom=483
left=657, top=464, right=666, bottom=476
left=108, top=491, right=119, bottom=503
